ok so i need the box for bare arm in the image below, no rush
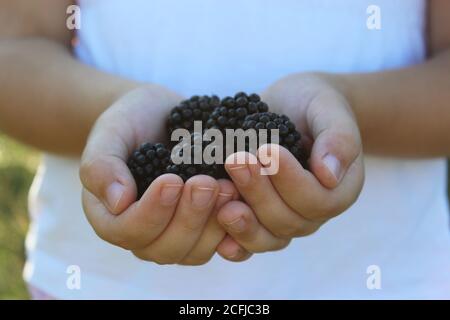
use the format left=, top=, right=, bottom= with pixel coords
left=0, top=0, right=139, bottom=156
left=329, top=0, right=450, bottom=157
left=2, top=1, right=448, bottom=157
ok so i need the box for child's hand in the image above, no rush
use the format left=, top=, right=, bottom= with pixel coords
left=80, top=86, right=251, bottom=265
left=215, top=74, right=365, bottom=252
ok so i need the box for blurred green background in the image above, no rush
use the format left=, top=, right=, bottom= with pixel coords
left=0, top=133, right=449, bottom=299
left=0, top=134, right=39, bottom=299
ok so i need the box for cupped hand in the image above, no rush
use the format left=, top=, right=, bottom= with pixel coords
left=80, top=85, right=251, bottom=265
left=215, top=73, right=365, bottom=253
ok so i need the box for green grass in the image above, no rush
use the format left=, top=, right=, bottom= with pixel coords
left=0, top=134, right=39, bottom=299
left=0, top=133, right=448, bottom=300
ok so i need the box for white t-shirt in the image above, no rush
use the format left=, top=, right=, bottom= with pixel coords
left=24, top=0, right=450, bottom=299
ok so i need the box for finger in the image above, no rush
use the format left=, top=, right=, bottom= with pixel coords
left=217, top=201, right=290, bottom=253
left=133, top=175, right=219, bottom=264
left=80, top=86, right=183, bottom=214
left=260, top=144, right=364, bottom=221
left=217, top=235, right=253, bottom=262
left=225, top=152, right=320, bottom=238
left=306, top=92, right=362, bottom=188
left=180, top=179, right=241, bottom=265
left=80, top=120, right=137, bottom=214
left=82, top=174, right=183, bottom=249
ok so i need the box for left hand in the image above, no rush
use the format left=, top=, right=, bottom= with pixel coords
left=214, top=73, right=365, bottom=254
left=80, top=85, right=251, bottom=265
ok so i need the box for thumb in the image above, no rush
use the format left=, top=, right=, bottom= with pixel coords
left=80, top=123, right=137, bottom=215
left=307, top=92, right=362, bottom=189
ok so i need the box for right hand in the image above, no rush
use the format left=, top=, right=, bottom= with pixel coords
left=215, top=73, right=364, bottom=255
left=80, top=85, right=251, bottom=265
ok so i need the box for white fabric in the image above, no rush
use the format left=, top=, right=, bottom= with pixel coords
left=24, top=0, right=450, bottom=299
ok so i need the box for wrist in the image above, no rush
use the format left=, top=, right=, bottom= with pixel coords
left=98, top=79, right=142, bottom=112
left=315, top=72, right=369, bottom=137
left=313, top=72, right=355, bottom=108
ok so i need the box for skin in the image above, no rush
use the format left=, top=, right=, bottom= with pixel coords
left=1, top=1, right=449, bottom=265
left=80, top=86, right=250, bottom=264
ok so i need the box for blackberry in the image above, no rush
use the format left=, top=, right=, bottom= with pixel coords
left=166, top=162, right=225, bottom=182
left=129, top=93, right=309, bottom=199
left=168, top=132, right=224, bottom=181
left=205, top=93, right=269, bottom=131
left=127, top=142, right=171, bottom=198
left=242, top=112, right=308, bottom=167
left=167, top=95, right=220, bottom=134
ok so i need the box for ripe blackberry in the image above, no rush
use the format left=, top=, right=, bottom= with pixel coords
left=165, top=162, right=225, bottom=182
left=242, top=112, right=308, bottom=167
left=129, top=93, right=309, bottom=198
left=167, top=95, right=220, bottom=134
left=205, top=93, right=269, bottom=131
left=168, top=132, right=224, bottom=181
left=127, top=142, right=171, bottom=198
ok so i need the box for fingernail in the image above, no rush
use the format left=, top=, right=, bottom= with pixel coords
left=224, top=217, right=246, bottom=233
left=323, top=153, right=342, bottom=182
left=191, top=187, right=215, bottom=208
left=106, top=182, right=125, bottom=213
left=228, top=165, right=251, bottom=185
left=218, top=192, right=234, bottom=200
left=257, top=145, right=274, bottom=166
left=216, top=192, right=233, bottom=202
left=160, top=184, right=183, bottom=206
left=216, top=192, right=234, bottom=208
left=228, top=247, right=245, bottom=259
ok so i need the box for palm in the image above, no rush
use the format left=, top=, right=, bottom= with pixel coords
left=261, top=74, right=350, bottom=149
left=99, top=85, right=183, bottom=151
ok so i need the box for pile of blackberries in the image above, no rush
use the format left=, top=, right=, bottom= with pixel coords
left=167, top=95, right=220, bottom=134
left=128, top=92, right=308, bottom=198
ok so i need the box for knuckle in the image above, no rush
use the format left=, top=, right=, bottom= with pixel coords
left=132, top=250, right=153, bottom=262
left=247, top=245, right=265, bottom=254
left=324, top=198, right=351, bottom=218
left=251, top=238, right=289, bottom=253
left=270, top=220, right=304, bottom=239
left=322, top=207, right=337, bottom=219
left=271, top=239, right=291, bottom=251
left=94, top=228, right=132, bottom=250
left=292, top=223, right=320, bottom=237
left=133, top=250, right=180, bottom=265
left=113, top=224, right=162, bottom=250
left=95, top=223, right=146, bottom=250
left=230, top=252, right=252, bottom=262
left=109, top=233, right=137, bottom=250
left=223, top=249, right=251, bottom=262
left=180, top=254, right=212, bottom=266
left=142, top=214, right=168, bottom=230
left=79, top=160, right=94, bottom=185
left=180, top=216, right=205, bottom=232
left=332, top=202, right=350, bottom=217
left=314, top=201, right=340, bottom=219
left=80, top=156, right=111, bottom=192
left=154, top=255, right=181, bottom=265
left=237, top=232, right=258, bottom=251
